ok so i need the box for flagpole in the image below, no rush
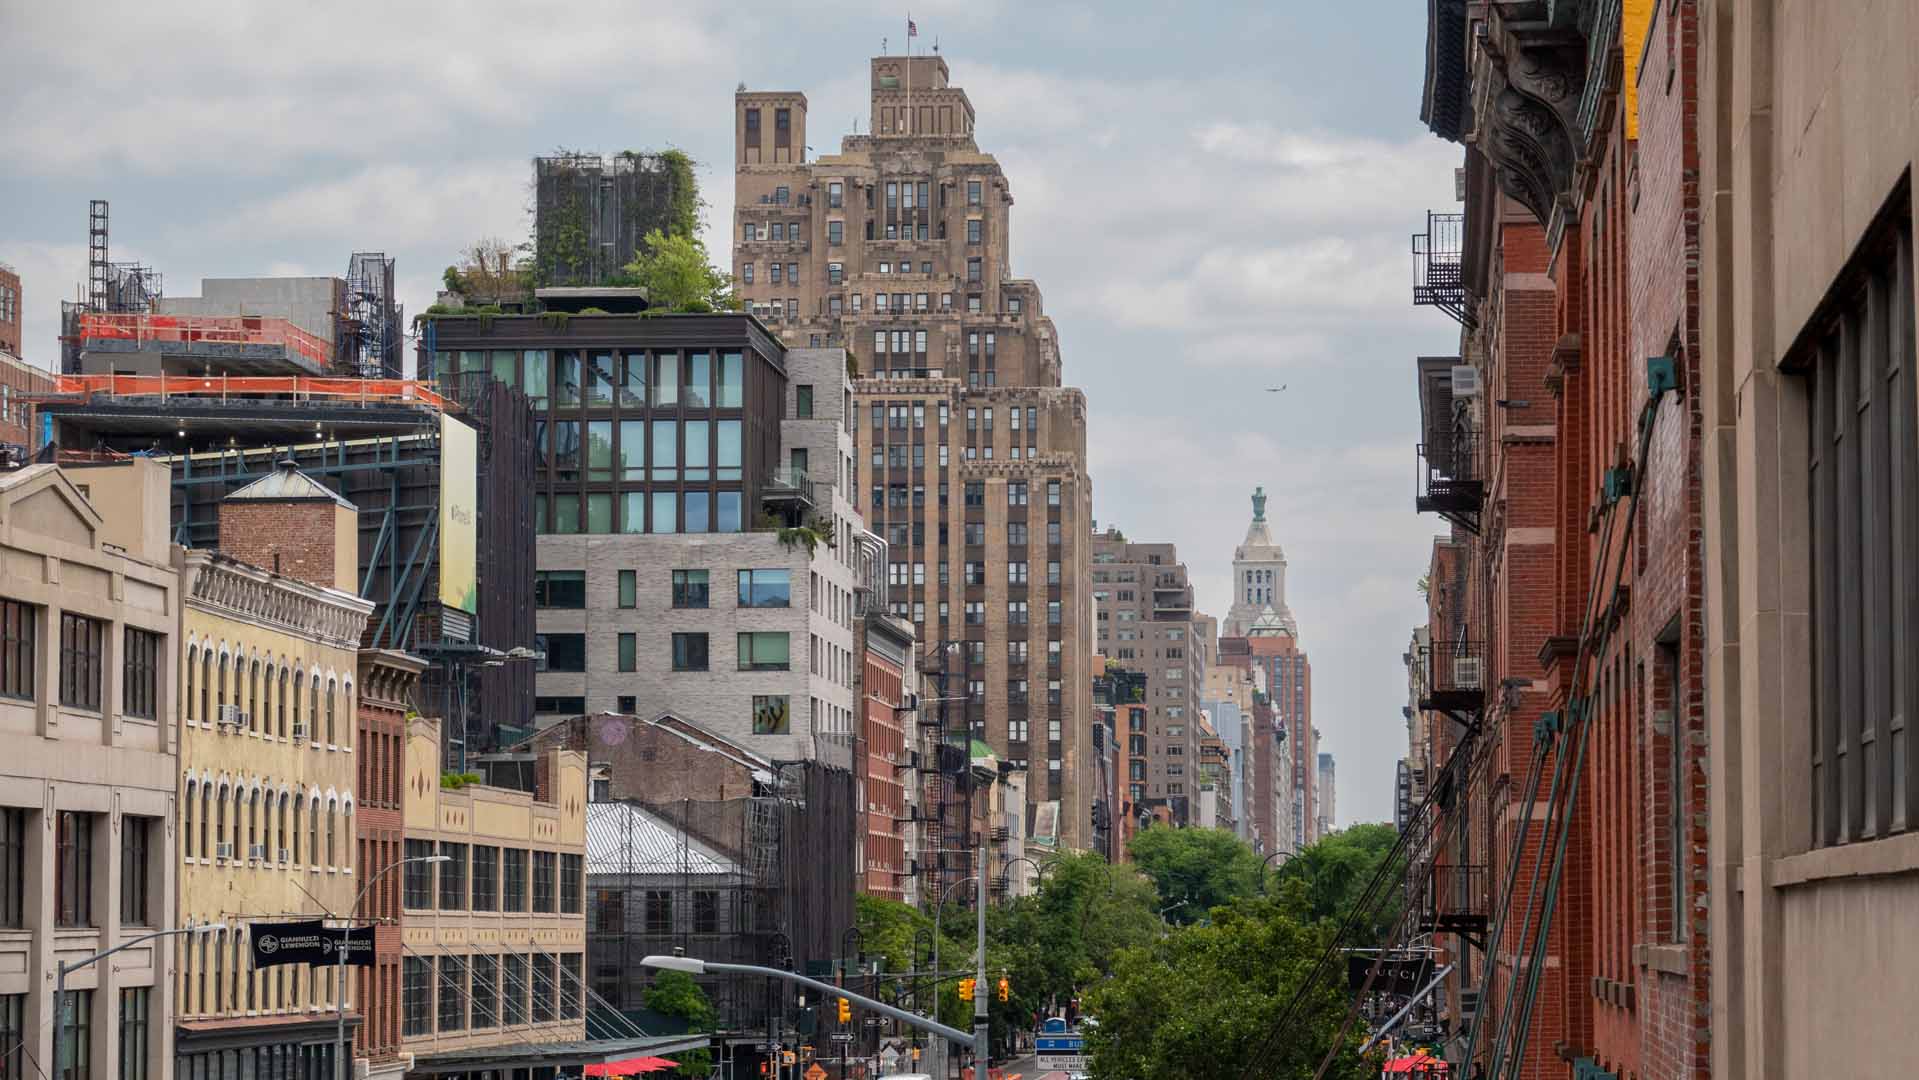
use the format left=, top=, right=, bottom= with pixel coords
left=905, top=12, right=913, bottom=136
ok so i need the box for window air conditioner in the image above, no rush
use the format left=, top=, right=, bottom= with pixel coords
left=279, top=848, right=293, bottom=864
left=215, top=842, right=235, bottom=861
left=248, top=844, right=267, bottom=862
left=1450, top=365, right=1481, bottom=398
left=1452, top=657, right=1483, bottom=689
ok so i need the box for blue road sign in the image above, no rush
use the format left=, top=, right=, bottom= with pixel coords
left=1041, top=1018, right=1070, bottom=1035
left=1035, top=1037, right=1084, bottom=1053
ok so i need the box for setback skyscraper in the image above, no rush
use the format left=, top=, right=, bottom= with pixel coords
left=732, top=53, right=1096, bottom=853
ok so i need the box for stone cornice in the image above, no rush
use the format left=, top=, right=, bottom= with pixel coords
left=181, top=551, right=373, bottom=649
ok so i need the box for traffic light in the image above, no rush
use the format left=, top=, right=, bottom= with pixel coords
left=958, top=978, right=975, bottom=1001
left=837, top=997, right=851, bottom=1024
left=997, top=977, right=1010, bottom=1002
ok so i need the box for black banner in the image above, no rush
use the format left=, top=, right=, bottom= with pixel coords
left=250, top=920, right=376, bottom=969
left=1347, top=956, right=1434, bottom=995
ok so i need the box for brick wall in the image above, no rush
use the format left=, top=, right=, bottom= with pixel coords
left=524, top=713, right=764, bottom=804
left=218, top=500, right=340, bottom=590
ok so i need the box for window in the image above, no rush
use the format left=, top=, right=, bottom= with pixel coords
left=1008, top=481, right=1029, bottom=506
left=645, top=889, right=673, bottom=934
left=533, top=955, right=558, bottom=1023
left=752, top=695, right=790, bottom=735
left=438, top=955, right=468, bottom=1032
left=672, top=570, right=710, bottom=608
left=55, top=811, right=93, bottom=927
left=1009, top=562, right=1029, bottom=584
left=741, top=262, right=755, bottom=284
left=0, top=810, right=21, bottom=929
left=616, top=570, right=637, bottom=609
left=58, top=613, right=104, bottom=711
left=673, top=633, right=709, bottom=672
left=693, top=890, right=719, bottom=933
left=118, top=987, right=149, bottom=1080
left=533, top=851, right=557, bottom=913
left=439, top=842, right=468, bottom=910
left=534, top=570, right=586, bottom=608
left=473, top=846, right=499, bottom=911
left=769, top=263, right=783, bottom=284
left=738, top=632, right=791, bottom=671
left=738, top=569, right=793, bottom=608
left=121, top=628, right=160, bottom=720
left=0, top=600, right=32, bottom=701
left=797, top=385, right=814, bottom=418
left=561, top=854, right=583, bottom=913
left=618, top=634, right=637, bottom=673
left=966, top=258, right=982, bottom=284
left=967, top=219, right=983, bottom=245
left=562, top=954, right=584, bottom=1019
left=1008, top=523, right=1028, bottom=546
left=503, top=955, right=529, bottom=1026
left=471, top=954, right=499, bottom=1029
left=404, top=839, right=434, bottom=908
left=1009, top=602, right=1029, bottom=625
left=828, top=182, right=844, bottom=208
left=967, top=180, right=983, bottom=206
left=503, top=849, right=528, bottom=911
left=1807, top=201, right=1919, bottom=846
left=57, top=990, right=91, bottom=1080
left=828, top=221, right=843, bottom=246
left=120, top=817, right=150, bottom=926
left=540, top=634, right=585, bottom=673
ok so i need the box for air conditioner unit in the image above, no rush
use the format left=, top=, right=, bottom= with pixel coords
left=901, top=692, right=920, bottom=711
left=248, top=844, right=267, bottom=862
left=291, top=721, right=308, bottom=742
left=216, top=704, right=240, bottom=729
left=215, top=842, right=235, bottom=861
left=278, top=848, right=293, bottom=864
left=1450, top=365, right=1482, bottom=398
left=1452, top=657, right=1483, bottom=689
left=235, top=710, right=250, bottom=730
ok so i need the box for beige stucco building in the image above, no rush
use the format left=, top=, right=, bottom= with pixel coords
left=172, top=467, right=375, bottom=1075
left=400, top=716, right=591, bottom=1077
left=1701, top=3, right=1919, bottom=1078
left=0, top=460, right=180, bottom=1079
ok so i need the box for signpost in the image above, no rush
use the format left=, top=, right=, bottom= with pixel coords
left=249, top=919, right=376, bottom=968
left=1035, top=1018, right=1085, bottom=1075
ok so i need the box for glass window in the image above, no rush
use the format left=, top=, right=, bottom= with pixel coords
left=122, top=628, right=160, bottom=720
left=621, top=492, right=645, bottom=534
left=620, top=352, right=646, bottom=406
left=552, top=420, right=581, bottom=476
left=118, top=987, right=149, bottom=1080
left=503, top=849, right=528, bottom=912
left=59, top=613, right=104, bottom=711
left=471, top=954, right=499, bottom=1029
left=967, top=180, right=983, bottom=206
left=524, top=350, right=550, bottom=406
left=540, top=634, right=586, bottom=672
left=472, top=846, right=499, bottom=911
left=738, top=570, right=792, bottom=608
left=55, top=811, right=92, bottom=927
left=503, top=954, right=529, bottom=1025
left=652, top=421, right=678, bottom=480
left=119, top=817, right=150, bottom=927
left=618, top=570, right=637, bottom=608
left=717, top=420, right=742, bottom=481
left=737, top=632, right=791, bottom=671
left=438, top=955, right=467, bottom=1031
left=672, top=570, right=710, bottom=608
left=685, top=419, right=710, bottom=481
left=619, top=421, right=645, bottom=479
left=752, top=695, right=791, bottom=735
left=57, top=990, right=91, bottom=1080
left=439, top=842, right=468, bottom=910
left=685, top=491, right=711, bottom=532
left=561, top=855, right=583, bottom=914
left=587, top=351, right=615, bottom=405
left=654, top=353, right=679, bottom=405
left=719, top=352, right=744, bottom=407
left=533, top=852, right=557, bottom=912
left=685, top=352, right=711, bottom=408
left=652, top=492, right=677, bottom=533
left=717, top=491, right=743, bottom=532
left=673, top=633, right=709, bottom=672
left=586, top=493, right=614, bottom=534
left=0, top=599, right=34, bottom=701
left=405, top=839, right=435, bottom=909
left=552, top=495, right=580, bottom=534
left=556, top=351, right=582, bottom=407
left=533, top=955, right=557, bottom=1023
left=0, top=809, right=24, bottom=928
left=618, top=633, right=637, bottom=672
left=586, top=421, right=613, bottom=479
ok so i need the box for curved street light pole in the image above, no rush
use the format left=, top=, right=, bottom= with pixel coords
left=1259, top=848, right=1296, bottom=896
left=337, top=853, right=449, bottom=1080
left=55, top=923, right=225, bottom=1080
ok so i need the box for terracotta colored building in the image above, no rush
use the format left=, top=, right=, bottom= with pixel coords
left=858, top=613, right=916, bottom=901
left=355, top=650, right=424, bottom=1080
left=1411, top=2, right=1709, bottom=1078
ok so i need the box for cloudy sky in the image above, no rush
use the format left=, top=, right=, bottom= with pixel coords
left=0, top=1, right=1461, bottom=825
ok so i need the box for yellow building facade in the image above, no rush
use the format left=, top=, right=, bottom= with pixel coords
left=173, top=545, right=373, bottom=1073
left=400, top=717, right=588, bottom=1073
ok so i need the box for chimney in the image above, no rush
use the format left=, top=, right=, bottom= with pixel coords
left=217, top=459, right=360, bottom=593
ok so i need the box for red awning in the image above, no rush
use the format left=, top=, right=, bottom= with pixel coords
left=1381, top=1053, right=1448, bottom=1075
left=585, top=1056, right=680, bottom=1077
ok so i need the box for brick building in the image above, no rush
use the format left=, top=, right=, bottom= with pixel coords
left=0, top=264, right=20, bottom=356
left=731, top=52, right=1097, bottom=855
left=354, top=650, right=424, bottom=1080
left=1410, top=2, right=1709, bottom=1078
left=1089, top=531, right=1202, bottom=823
left=857, top=612, right=917, bottom=901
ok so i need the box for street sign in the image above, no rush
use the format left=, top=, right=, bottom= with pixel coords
left=1041, top=1017, right=1070, bottom=1035
left=831, top=1033, right=854, bottom=1043
left=1038, top=1055, right=1086, bottom=1073
left=1035, top=1036, right=1084, bottom=1053
left=863, top=1016, right=884, bottom=1027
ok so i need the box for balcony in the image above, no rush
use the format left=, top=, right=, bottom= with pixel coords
left=1416, top=429, right=1483, bottom=535
left=1417, top=640, right=1484, bottom=716
left=1412, top=210, right=1473, bottom=328
left=1418, top=863, right=1489, bottom=944
left=761, top=466, right=822, bottom=516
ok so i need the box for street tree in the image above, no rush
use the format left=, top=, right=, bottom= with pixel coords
left=1127, top=825, right=1264, bottom=922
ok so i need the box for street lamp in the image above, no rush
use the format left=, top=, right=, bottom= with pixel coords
left=54, top=922, right=226, bottom=1080
left=333, top=853, right=449, bottom=1080
left=1259, top=848, right=1296, bottom=896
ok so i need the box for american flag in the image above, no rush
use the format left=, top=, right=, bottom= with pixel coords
left=907, top=16, right=918, bottom=37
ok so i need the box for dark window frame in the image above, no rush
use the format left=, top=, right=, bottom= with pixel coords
left=58, top=612, right=104, bottom=711
left=122, top=628, right=160, bottom=720
left=55, top=810, right=93, bottom=928
left=0, top=600, right=32, bottom=702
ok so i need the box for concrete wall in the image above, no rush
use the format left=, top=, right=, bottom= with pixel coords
left=161, top=277, right=345, bottom=344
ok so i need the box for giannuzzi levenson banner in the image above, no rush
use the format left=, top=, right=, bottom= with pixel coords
left=249, top=920, right=376, bottom=969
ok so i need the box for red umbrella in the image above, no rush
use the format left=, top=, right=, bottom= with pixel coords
left=1381, top=1052, right=1448, bottom=1075
left=585, top=1057, right=681, bottom=1077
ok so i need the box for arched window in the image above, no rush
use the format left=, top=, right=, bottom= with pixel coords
left=201, top=650, right=213, bottom=731
left=183, top=779, right=197, bottom=858
left=217, top=653, right=229, bottom=722
left=311, top=677, right=322, bottom=745
left=278, top=792, right=290, bottom=861
left=247, top=788, right=261, bottom=857
left=291, top=795, right=304, bottom=864
left=211, top=929, right=224, bottom=1015
left=277, top=666, right=288, bottom=739
left=185, top=645, right=198, bottom=724
left=292, top=671, right=304, bottom=741
left=214, top=783, right=228, bottom=858
left=309, top=799, right=320, bottom=868
left=325, top=797, right=337, bottom=867
left=250, top=660, right=262, bottom=733
left=326, top=677, right=337, bottom=746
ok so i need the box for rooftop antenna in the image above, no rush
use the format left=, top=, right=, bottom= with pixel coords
left=934, top=35, right=941, bottom=53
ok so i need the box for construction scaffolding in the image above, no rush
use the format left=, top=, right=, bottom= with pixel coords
left=342, top=252, right=403, bottom=378
left=65, top=199, right=164, bottom=373
left=532, top=152, right=697, bottom=287
left=584, top=763, right=860, bottom=1045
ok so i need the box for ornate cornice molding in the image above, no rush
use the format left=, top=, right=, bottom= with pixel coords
left=182, top=552, right=373, bottom=650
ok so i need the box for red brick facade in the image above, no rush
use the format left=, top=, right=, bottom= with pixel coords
left=860, top=621, right=910, bottom=900
left=1417, top=5, right=1710, bottom=1078
left=355, top=651, right=423, bottom=1072
left=217, top=495, right=348, bottom=592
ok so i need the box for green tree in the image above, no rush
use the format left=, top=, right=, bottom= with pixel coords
left=1081, top=897, right=1370, bottom=1080
left=622, top=228, right=736, bottom=312
left=645, top=971, right=718, bottom=1077
left=1127, top=825, right=1264, bottom=923
left=1273, top=823, right=1404, bottom=943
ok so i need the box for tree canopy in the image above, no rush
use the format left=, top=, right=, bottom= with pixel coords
left=644, top=970, right=718, bottom=1077
left=621, top=228, right=736, bottom=312
left=1126, top=825, right=1265, bottom=923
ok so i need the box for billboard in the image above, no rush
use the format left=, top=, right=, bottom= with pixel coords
left=439, top=414, right=478, bottom=614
